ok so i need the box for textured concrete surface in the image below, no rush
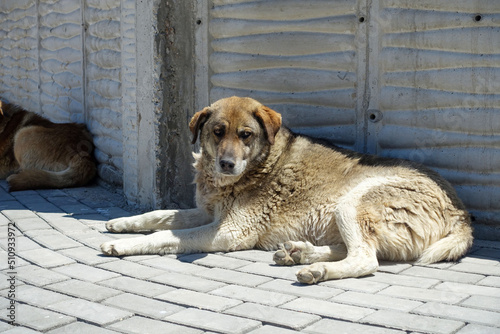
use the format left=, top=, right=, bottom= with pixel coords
left=1, top=182, right=499, bottom=333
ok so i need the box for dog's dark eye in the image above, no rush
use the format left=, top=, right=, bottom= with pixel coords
left=214, top=128, right=224, bottom=137
left=240, top=131, right=252, bottom=139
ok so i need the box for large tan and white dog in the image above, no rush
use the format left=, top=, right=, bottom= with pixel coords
left=0, top=101, right=96, bottom=191
left=101, top=96, right=473, bottom=284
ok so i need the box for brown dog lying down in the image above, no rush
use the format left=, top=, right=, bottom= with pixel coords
left=101, top=96, right=473, bottom=284
left=0, top=101, right=96, bottom=191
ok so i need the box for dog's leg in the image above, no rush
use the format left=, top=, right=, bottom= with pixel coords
left=294, top=177, right=402, bottom=284
left=294, top=204, right=379, bottom=283
left=101, top=219, right=258, bottom=256
left=273, top=241, right=347, bottom=265
left=106, top=208, right=212, bottom=232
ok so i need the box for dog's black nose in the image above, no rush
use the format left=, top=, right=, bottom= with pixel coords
left=219, top=159, right=235, bottom=172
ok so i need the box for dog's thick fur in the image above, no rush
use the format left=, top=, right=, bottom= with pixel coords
left=0, top=101, right=96, bottom=191
left=101, top=96, right=473, bottom=284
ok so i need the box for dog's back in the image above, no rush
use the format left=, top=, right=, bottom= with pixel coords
left=0, top=101, right=96, bottom=191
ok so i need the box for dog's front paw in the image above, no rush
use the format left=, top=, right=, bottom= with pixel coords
left=105, top=217, right=131, bottom=233
left=101, top=240, right=126, bottom=256
left=296, top=264, right=326, bottom=284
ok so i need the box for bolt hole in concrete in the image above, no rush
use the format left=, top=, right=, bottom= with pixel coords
left=196, top=19, right=202, bottom=25
left=359, top=16, right=365, bottom=23
left=474, top=14, right=482, bottom=22
left=368, top=110, right=383, bottom=123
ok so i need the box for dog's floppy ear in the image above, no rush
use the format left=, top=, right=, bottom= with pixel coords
left=189, top=107, right=212, bottom=144
left=254, top=105, right=282, bottom=145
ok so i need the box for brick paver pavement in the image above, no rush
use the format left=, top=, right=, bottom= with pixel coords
left=1, top=181, right=499, bottom=333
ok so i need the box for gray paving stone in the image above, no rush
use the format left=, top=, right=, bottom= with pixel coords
left=98, top=276, right=175, bottom=298
left=14, top=303, right=75, bottom=331
left=104, top=293, right=184, bottom=319
left=225, top=302, right=320, bottom=330
left=107, top=315, right=203, bottom=334
left=378, top=285, right=469, bottom=304
left=58, top=246, right=118, bottom=265
left=47, top=279, right=121, bottom=302
left=52, top=263, right=120, bottom=283
left=61, top=204, right=97, bottom=215
left=258, top=278, right=343, bottom=300
left=332, top=291, right=423, bottom=312
left=92, top=207, right=134, bottom=219
left=37, top=212, right=89, bottom=234
left=150, top=271, right=226, bottom=292
left=36, top=189, right=67, bottom=198
left=3, top=327, right=42, bottom=334
left=478, top=276, right=500, bottom=288
left=455, top=324, right=500, bottom=334
left=435, top=281, right=500, bottom=298
left=401, top=265, right=484, bottom=284
left=157, top=288, right=242, bottom=312
left=15, top=265, right=69, bottom=286
left=13, top=284, right=72, bottom=307
left=362, top=309, right=464, bottom=334
left=225, top=249, right=276, bottom=264
left=303, top=318, right=405, bottom=334
left=196, top=267, right=273, bottom=287
left=248, top=325, right=301, bottom=334
left=471, top=247, right=500, bottom=260
left=211, top=284, right=297, bottom=306
left=0, top=200, right=25, bottom=211
left=97, top=259, right=165, bottom=279
left=237, top=262, right=306, bottom=281
left=0, top=320, right=13, bottom=332
left=0, top=212, right=10, bottom=225
left=414, top=302, right=500, bottom=327
left=0, top=235, right=40, bottom=252
left=0, top=272, right=24, bottom=292
left=25, top=230, right=81, bottom=250
left=449, top=262, right=500, bottom=276
left=166, top=308, right=261, bottom=334
left=139, top=256, right=204, bottom=274
left=460, top=255, right=499, bottom=266
left=461, top=295, right=500, bottom=312
left=47, top=321, right=120, bottom=334
left=0, top=187, right=15, bottom=201
left=11, top=190, right=39, bottom=197
left=178, top=253, right=252, bottom=269
left=18, top=248, right=76, bottom=268
left=19, top=197, right=63, bottom=214
left=377, top=261, right=413, bottom=274
left=1, top=207, right=39, bottom=221
left=10, top=217, right=52, bottom=232
left=48, top=298, right=133, bottom=326
left=469, top=240, right=500, bottom=249
left=120, top=254, right=161, bottom=262
left=282, top=297, right=375, bottom=322
left=364, top=271, right=440, bottom=288
left=65, top=230, right=113, bottom=249
left=321, top=277, right=389, bottom=293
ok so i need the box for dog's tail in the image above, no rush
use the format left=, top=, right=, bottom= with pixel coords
left=7, top=157, right=96, bottom=191
left=416, top=216, right=473, bottom=265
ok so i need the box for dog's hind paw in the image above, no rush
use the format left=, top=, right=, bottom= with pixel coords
left=273, top=241, right=314, bottom=266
